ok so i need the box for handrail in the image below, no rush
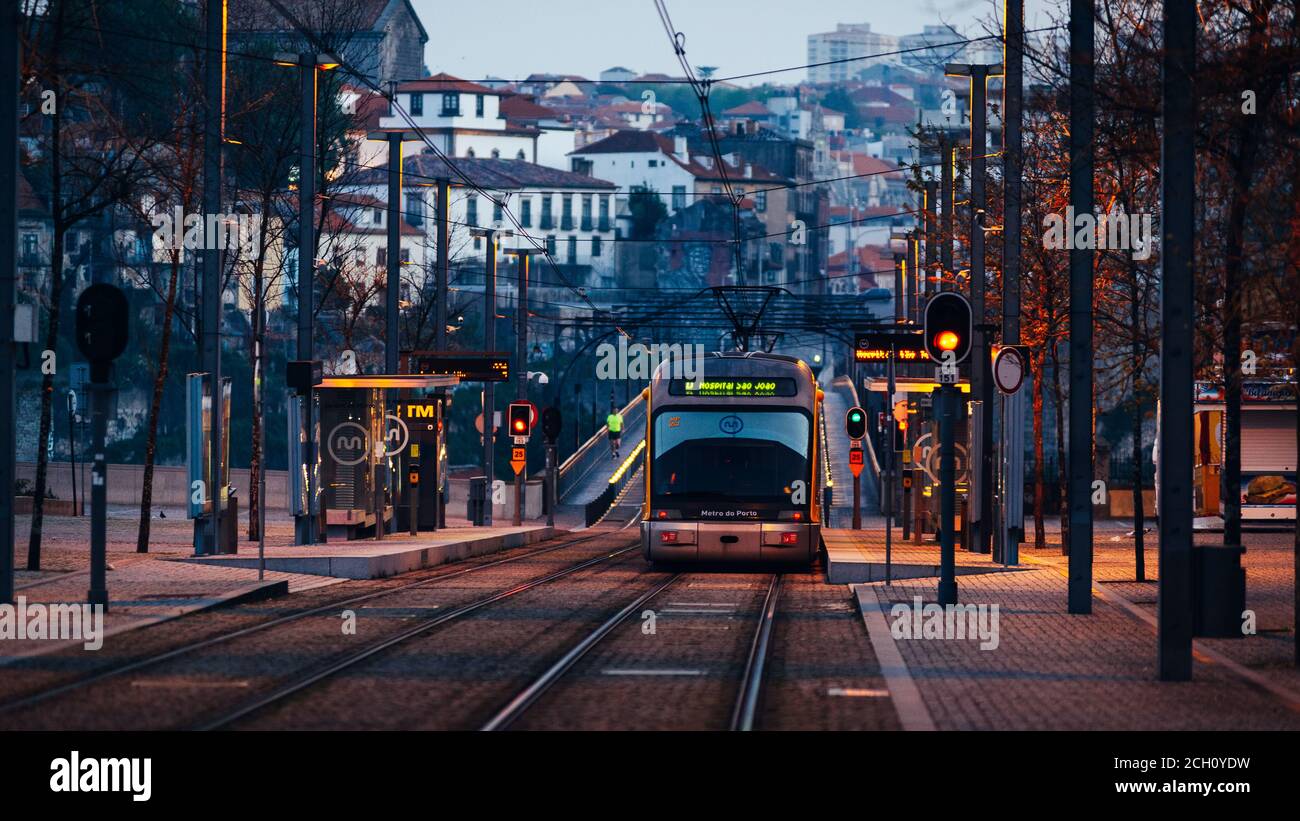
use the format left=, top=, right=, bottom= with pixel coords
left=558, top=392, right=644, bottom=476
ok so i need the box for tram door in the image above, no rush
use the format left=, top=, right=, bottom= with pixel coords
left=399, top=399, right=443, bottom=531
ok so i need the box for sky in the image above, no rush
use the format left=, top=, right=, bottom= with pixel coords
left=408, top=0, right=1062, bottom=87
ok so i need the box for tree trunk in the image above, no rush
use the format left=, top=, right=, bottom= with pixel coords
left=27, top=102, right=64, bottom=572
left=136, top=252, right=182, bottom=552
left=1032, top=346, right=1046, bottom=548
left=1130, top=258, right=1145, bottom=581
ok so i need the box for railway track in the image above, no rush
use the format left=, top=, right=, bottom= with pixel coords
left=480, top=572, right=783, bottom=732
left=0, top=524, right=639, bottom=718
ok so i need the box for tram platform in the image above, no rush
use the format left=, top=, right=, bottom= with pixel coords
left=822, top=520, right=1025, bottom=584
left=179, top=524, right=556, bottom=579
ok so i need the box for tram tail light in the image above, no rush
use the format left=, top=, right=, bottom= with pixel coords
left=660, top=531, right=679, bottom=544
left=780, top=532, right=799, bottom=545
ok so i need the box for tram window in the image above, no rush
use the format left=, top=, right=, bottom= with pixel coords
left=652, top=410, right=810, bottom=503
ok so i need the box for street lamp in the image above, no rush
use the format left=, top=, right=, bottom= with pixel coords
left=276, top=51, right=338, bottom=545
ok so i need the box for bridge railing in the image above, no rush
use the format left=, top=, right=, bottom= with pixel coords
left=557, top=392, right=646, bottom=502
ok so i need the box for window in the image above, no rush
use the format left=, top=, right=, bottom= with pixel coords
left=546, top=235, right=557, bottom=256
left=561, top=195, right=573, bottom=230
left=598, top=195, right=610, bottom=231
left=580, top=194, right=592, bottom=230
left=376, top=248, right=387, bottom=268
left=671, top=185, right=686, bottom=210
left=493, top=198, right=503, bottom=224
left=516, top=149, right=526, bottom=160
left=490, top=148, right=500, bottom=159
left=355, top=250, right=365, bottom=266
left=406, top=194, right=423, bottom=226
left=400, top=247, right=411, bottom=263
left=756, top=189, right=767, bottom=212
left=410, top=93, right=423, bottom=116
left=441, top=92, right=460, bottom=116
left=466, top=148, right=476, bottom=158
left=521, top=198, right=532, bottom=227
left=467, top=196, right=479, bottom=226
left=592, top=235, right=602, bottom=257
left=373, top=208, right=383, bottom=225
left=476, top=94, right=485, bottom=116
left=541, top=195, right=553, bottom=229
left=648, top=159, right=658, bottom=167
left=712, top=185, right=722, bottom=195
left=21, top=233, right=38, bottom=262
left=566, top=235, right=577, bottom=264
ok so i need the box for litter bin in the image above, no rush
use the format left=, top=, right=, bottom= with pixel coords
left=1193, top=544, right=1246, bottom=638
left=217, top=490, right=239, bottom=554
left=467, top=476, right=488, bottom=526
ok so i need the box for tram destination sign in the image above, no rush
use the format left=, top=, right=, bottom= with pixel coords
left=406, top=351, right=510, bottom=382
left=854, top=329, right=928, bottom=363
left=668, top=378, right=799, bottom=397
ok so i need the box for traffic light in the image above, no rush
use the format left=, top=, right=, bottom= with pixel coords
left=845, top=406, right=866, bottom=440
left=541, top=406, right=562, bottom=442
left=923, top=292, right=973, bottom=364
left=508, top=402, right=532, bottom=438
left=894, top=418, right=908, bottom=451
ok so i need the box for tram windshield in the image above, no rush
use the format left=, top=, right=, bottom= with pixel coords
left=652, top=410, right=810, bottom=503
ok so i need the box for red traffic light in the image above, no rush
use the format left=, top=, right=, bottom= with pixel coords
left=936, top=330, right=960, bottom=351
left=508, top=402, right=533, bottom=437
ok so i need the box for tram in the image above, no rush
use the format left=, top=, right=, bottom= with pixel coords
left=641, top=351, right=823, bottom=564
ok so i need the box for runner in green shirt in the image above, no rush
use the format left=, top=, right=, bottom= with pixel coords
left=606, top=407, right=624, bottom=458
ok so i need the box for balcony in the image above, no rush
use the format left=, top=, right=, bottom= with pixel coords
left=560, top=215, right=573, bottom=231
left=580, top=217, right=592, bottom=231
left=540, top=214, right=554, bottom=230
left=597, top=218, right=610, bottom=232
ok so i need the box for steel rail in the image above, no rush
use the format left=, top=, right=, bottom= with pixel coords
left=0, top=526, right=634, bottom=716
left=730, top=574, right=782, bottom=731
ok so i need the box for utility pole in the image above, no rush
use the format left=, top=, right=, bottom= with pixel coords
left=946, top=61, right=1002, bottom=555
left=506, top=247, right=540, bottom=526
left=295, top=52, right=318, bottom=545
left=434, top=177, right=451, bottom=528
left=893, top=253, right=905, bottom=322
left=1067, top=0, right=1095, bottom=613
left=200, top=0, right=226, bottom=555
left=0, top=0, right=17, bottom=603
left=1158, top=0, right=1195, bottom=681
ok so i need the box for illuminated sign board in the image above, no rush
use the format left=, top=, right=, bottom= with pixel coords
left=667, top=378, right=799, bottom=397
left=855, top=347, right=932, bottom=362
left=854, top=330, right=927, bottom=362
left=407, top=351, right=509, bottom=382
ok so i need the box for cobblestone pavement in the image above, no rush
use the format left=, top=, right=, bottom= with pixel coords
left=838, top=523, right=1300, bottom=730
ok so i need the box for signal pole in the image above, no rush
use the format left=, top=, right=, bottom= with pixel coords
left=1003, top=0, right=1023, bottom=345
left=472, top=227, right=509, bottom=526
left=506, top=247, right=541, bottom=526
left=946, top=61, right=1002, bottom=556
left=940, top=135, right=954, bottom=291
left=1067, top=0, right=1095, bottom=613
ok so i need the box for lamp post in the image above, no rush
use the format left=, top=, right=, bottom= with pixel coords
left=276, top=51, right=338, bottom=545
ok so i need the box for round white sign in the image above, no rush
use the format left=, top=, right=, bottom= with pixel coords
left=993, top=347, right=1026, bottom=394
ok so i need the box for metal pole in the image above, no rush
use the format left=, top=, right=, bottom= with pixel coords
left=1067, top=0, right=1095, bottom=613
left=885, top=345, right=896, bottom=584
left=969, top=65, right=995, bottom=556
left=940, top=135, right=954, bottom=291
left=0, top=0, right=16, bottom=604
left=937, top=385, right=958, bottom=605
left=296, top=55, right=318, bottom=546
left=88, top=382, right=107, bottom=609
left=923, top=180, right=937, bottom=299
left=893, top=254, right=904, bottom=322
left=435, top=178, right=450, bottom=529
left=1158, top=0, right=1195, bottom=680
left=67, top=393, right=77, bottom=517
left=382, top=133, right=404, bottom=538
left=201, top=0, right=226, bottom=555
left=483, top=230, right=497, bottom=526
left=510, top=249, right=537, bottom=527
left=1004, top=0, right=1023, bottom=345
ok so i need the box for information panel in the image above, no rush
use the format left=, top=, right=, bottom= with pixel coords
left=667, top=378, right=799, bottom=397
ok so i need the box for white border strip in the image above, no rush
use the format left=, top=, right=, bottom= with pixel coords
left=852, top=584, right=937, bottom=731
